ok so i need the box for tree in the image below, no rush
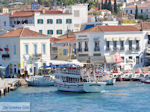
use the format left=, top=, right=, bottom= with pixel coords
left=135, top=5, right=138, bottom=19
left=101, top=0, right=104, bottom=9
left=104, top=0, right=108, bottom=9
left=108, top=0, right=112, bottom=12
left=114, top=0, right=118, bottom=14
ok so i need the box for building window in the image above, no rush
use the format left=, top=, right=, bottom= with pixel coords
left=78, top=42, right=82, bottom=52
left=63, top=49, right=68, bottom=56
left=42, top=44, right=46, bottom=55
left=106, top=41, right=110, bottom=50
left=136, top=40, right=140, bottom=50
left=84, top=41, right=88, bottom=51
left=57, top=30, right=62, bottom=35
left=47, top=30, right=53, bottom=35
left=66, top=19, right=72, bottom=24
left=25, top=44, right=28, bottom=55
left=141, top=9, right=143, bottom=13
left=129, top=56, right=132, bottom=59
left=136, top=56, right=139, bottom=64
left=94, top=41, right=100, bottom=51
left=129, top=40, right=132, bottom=50
left=13, top=45, right=16, bottom=55
left=4, top=21, right=6, bottom=26
left=120, top=41, right=124, bottom=50
left=56, top=19, right=62, bottom=24
left=34, top=44, right=37, bottom=55
left=130, top=10, right=132, bottom=14
left=148, top=35, right=150, bottom=44
left=121, top=57, right=124, bottom=62
left=39, top=30, right=42, bottom=34
left=126, top=10, right=128, bottom=14
left=113, top=41, right=117, bottom=50
left=37, top=19, right=43, bottom=24
left=47, top=19, right=53, bottom=24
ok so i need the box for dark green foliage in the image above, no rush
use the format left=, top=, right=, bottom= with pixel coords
left=135, top=5, right=138, bottom=19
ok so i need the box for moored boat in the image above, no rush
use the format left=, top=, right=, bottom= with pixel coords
left=54, top=65, right=106, bottom=93
left=131, top=72, right=141, bottom=81
left=26, top=75, right=55, bottom=86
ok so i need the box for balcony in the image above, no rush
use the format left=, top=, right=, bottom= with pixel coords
left=84, top=48, right=88, bottom=52
left=32, top=54, right=42, bottom=60
left=120, top=47, right=125, bottom=51
left=135, top=46, right=140, bottom=51
left=77, top=54, right=89, bottom=62
left=2, top=54, right=10, bottom=59
left=106, top=47, right=110, bottom=51
left=94, top=47, right=100, bottom=52
left=77, top=48, right=82, bottom=52
left=113, top=47, right=118, bottom=52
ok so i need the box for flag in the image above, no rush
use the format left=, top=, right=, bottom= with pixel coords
left=0, top=48, right=3, bottom=51
left=4, top=48, right=9, bottom=51
left=21, top=61, right=24, bottom=68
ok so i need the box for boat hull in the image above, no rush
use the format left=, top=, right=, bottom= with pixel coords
left=106, top=78, right=116, bottom=85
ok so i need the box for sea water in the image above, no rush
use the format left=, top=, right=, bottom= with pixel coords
left=0, top=82, right=150, bottom=112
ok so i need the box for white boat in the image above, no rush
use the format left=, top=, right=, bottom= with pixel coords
left=141, top=75, right=150, bottom=84
left=131, top=72, right=141, bottom=81
left=105, top=78, right=116, bottom=85
left=26, top=75, right=55, bottom=86
left=54, top=65, right=106, bottom=93
left=123, top=72, right=132, bottom=81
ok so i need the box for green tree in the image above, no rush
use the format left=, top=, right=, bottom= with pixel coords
left=114, top=0, right=118, bottom=14
left=104, top=0, right=108, bottom=9
left=135, top=5, right=138, bottom=19
left=108, top=0, right=112, bottom=12
left=101, top=0, right=104, bottom=9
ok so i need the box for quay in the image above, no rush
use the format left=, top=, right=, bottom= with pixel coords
left=0, top=78, right=27, bottom=97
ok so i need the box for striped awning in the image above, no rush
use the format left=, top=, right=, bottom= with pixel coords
left=128, top=37, right=135, bottom=40
left=105, top=37, right=112, bottom=41
left=105, top=56, right=114, bottom=64
left=120, top=37, right=125, bottom=41
left=135, top=37, right=140, bottom=40
left=113, top=37, right=119, bottom=41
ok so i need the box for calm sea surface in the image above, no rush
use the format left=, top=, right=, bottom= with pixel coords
left=0, top=82, right=150, bottom=112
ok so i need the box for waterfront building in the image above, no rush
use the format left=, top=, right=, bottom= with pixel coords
left=124, top=1, right=150, bottom=18
left=75, top=24, right=150, bottom=71
left=0, top=28, right=50, bottom=77
left=50, top=32, right=76, bottom=60
left=0, top=4, right=88, bottom=37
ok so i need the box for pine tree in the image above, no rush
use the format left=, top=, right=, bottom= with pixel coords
left=101, top=0, right=104, bottom=9
left=104, top=0, right=108, bottom=9
left=114, top=0, right=118, bottom=14
left=108, top=0, right=112, bottom=12
left=135, top=5, right=138, bottom=19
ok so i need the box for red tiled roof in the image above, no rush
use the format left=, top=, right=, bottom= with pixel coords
left=50, top=37, right=61, bottom=42
left=80, top=25, right=141, bottom=33
left=0, top=28, right=47, bottom=38
left=10, top=10, right=70, bottom=18
left=141, top=22, right=150, bottom=30
left=126, top=2, right=150, bottom=8
left=56, top=37, right=76, bottom=42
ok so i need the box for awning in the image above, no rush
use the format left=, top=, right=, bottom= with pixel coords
left=113, top=37, right=119, bottom=41
left=105, top=37, right=112, bottom=41
left=113, top=55, right=123, bottom=63
left=105, top=56, right=114, bottom=64
left=135, top=37, right=140, bottom=40
left=128, top=37, right=135, bottom=40
left=120, top=37, right=125, bottom=41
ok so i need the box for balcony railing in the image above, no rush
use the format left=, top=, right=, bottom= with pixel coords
left=135, top=46, right=140, bottom=51
left=120, top=47, right=125, bottom=51
left=106, top=47, right=110, bottom=51
left=78, top=48, right=82, bottom=52
left=113, top=47, right=118, bottom=52
left=84, top=48, right=88, bottom=52
left=2, top=54, right=10, bottom=58
left=94, top=47, right=100, bottom=51
left=32, top=54, right=42, bottom=60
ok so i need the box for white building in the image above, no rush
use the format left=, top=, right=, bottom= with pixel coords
left=75, top=24, right=150, bottom=71
left=0, top=28, right=50, bottom=77
left=0, top=4, right=88, bottom=37
left=124, top=1, right=150, bottom=18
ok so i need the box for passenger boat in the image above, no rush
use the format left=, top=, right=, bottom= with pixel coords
left=26, top=75, right=55, bottom=86
left=111, top=72, right=122, bottom=81
left=140, top=72, right=149, bottom=82
left=141, top=75, right=150, bottom=84
left=54, top=65, right=106, bottom=93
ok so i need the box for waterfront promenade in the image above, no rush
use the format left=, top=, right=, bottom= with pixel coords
left=0, top=78, right=27, bottom=97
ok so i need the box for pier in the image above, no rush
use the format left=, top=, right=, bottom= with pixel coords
left=0, top=78, right=27, bottom=97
